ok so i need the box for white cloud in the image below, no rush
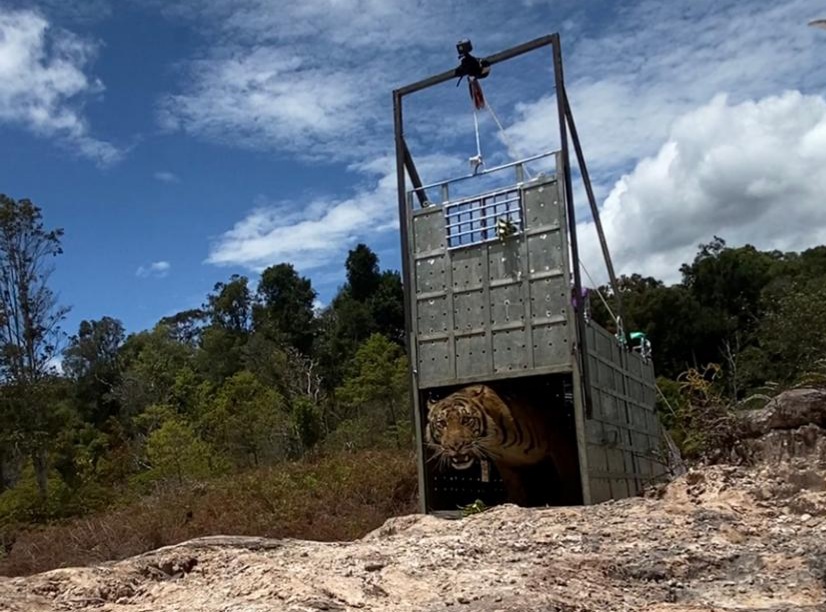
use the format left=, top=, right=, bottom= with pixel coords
left=154, top=170, right=180, bottom=183
left=206, top=153, right=462, bottom=272
left=4, top=0, right=113, bottom=24
left=504, top=0, right=826, bottom=177
left=577, top=91, right=826, bottom=285
left=0, top=8, right=121, bottom=165
left=136, top=261, right=172, bottom=278
left=158, top=46, right=365, bottom=158
left=155, top=0, right=524, bottom=161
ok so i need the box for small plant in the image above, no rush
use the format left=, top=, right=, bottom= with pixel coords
left=796, top=358, right=826, bottom=389
left=671, top=363, right=743, bottom=462
left=459, top=499, right=488, bottom=517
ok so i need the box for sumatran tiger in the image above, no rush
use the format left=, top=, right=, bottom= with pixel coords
left=424, top=383, right=581, bottom=506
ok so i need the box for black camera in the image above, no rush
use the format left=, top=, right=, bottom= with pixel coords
left=454, top=38, right=490, bottom=82
left=457, top=39, right=473, bottom=57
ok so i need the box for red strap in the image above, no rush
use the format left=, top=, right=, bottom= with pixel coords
left=469, top=77, right=486, bottom=110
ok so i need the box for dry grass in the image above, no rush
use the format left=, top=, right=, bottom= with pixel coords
left=0, top=449, right=418, bottom=577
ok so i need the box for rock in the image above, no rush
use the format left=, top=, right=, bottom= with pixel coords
left=740, top=388, right=826, bottom=436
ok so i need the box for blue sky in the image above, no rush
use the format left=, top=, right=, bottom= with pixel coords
left=1, top=0, right=825, bottom=338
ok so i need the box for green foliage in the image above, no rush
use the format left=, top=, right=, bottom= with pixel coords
left=291, top=396, right=323, bottom=452
left=0, top=195, right=70, bottom=498
left=63, top=317, right=125, bottom=425
left=752, top=283, right=826, bottom=386
left=460, top=499, right=488, bottom=517
left=205, top=275, right=252, bottom=333
left=197, top=371, right=290, bottom=467
left=336, top=334, right=411, bottom=449
left=254, top=263, right=316, bottom=354
left=346, top=244, right=381, bottom=301
left=316, top=245, right=405, bottom=388
left=145, top=419, right=218, bottom=484
left=115, top=324, right=195, bottom=418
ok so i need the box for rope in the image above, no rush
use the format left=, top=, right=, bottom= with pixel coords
left=579, top=260, right=618, bottom=326
left=472, top=108, right=482, bottom=160
left=487, top=101, right=533, bottom=180
left=466, top=77, right=533, bottom=180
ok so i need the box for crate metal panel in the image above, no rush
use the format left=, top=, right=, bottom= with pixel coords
left=523, top=180, right=563, bottom=228
left=453, top=289, right=486, bottom=331
left=527, top=231, right=565, bottom=274
left=490, top=283, right=525, bottom=325
left=418, top=339, right=450, bottom=382
left=451, top=249, right=484, bottom=291
left=415, top=256, right=447, bottom=294
left=416, top=296, right=448, bottom=335
left=455, top=333, right=489, bottom=379
left=529, top=276, right=569, bottom=321
left=531, top=323, right=570, bottom=367
left=488, top=240, right=525, bottom=283
left=583, top=321, right=668, bottom=500
left=412, top=209, right=445, bottom=254
left=492, top=328, right=529, bottom=373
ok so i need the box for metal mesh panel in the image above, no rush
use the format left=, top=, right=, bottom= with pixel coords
left=444, top=188, right=522, bottom=249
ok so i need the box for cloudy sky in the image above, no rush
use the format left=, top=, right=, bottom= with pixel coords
left=1, top=0, right=825, bottom=334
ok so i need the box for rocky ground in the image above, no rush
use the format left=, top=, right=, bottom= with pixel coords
left=1, top=389, right=825, bottom=612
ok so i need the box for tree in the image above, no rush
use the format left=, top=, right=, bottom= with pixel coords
left=114, top=324, right=195, bottom=419
left=345, top=244, right=380, bottom=301
left=315, top=295, right=376, bottom=389
left=335, top=334, right=410, bottom=448
left=369, top=270, right=405, bottom=343
left=680, top=237, right=776, bottom=335
left=197, top=276, right=253, bottom=382
left=254, top=263, right=316, bottom=354
left=197, top=371, right=290, bottom=467
left=158, top=309, right=206, bottom=347
left=63, top=317, right=125, bottom=425
left=145, top=418, right=216, bottom=485
left=0, top=195, right=69, bottom=497
left=205, top=276, right=252, bottom=333
left=749, top=283, right=826, bottom=386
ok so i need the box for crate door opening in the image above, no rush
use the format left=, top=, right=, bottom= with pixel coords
left=421, top=375, right=582, bottom=510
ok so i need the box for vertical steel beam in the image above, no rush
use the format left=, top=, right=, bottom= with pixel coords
left=394, top=91, right=428, bottom=513
left=551, top=34, right=593, bottom=418
left=562, top=88, right=625, bottom=329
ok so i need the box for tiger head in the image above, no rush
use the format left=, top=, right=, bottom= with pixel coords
left=425, top=385, right=490, bottom=470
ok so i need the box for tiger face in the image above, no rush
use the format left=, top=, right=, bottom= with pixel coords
left=425, top=385, right=488, bottom=470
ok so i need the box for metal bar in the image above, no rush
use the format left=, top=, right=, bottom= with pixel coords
left=551, top=33, right=593, bottom=419
left=562, top=87, right=625, bottom=328
left=442, top=185, right=521, bottom=209
left=445, top=195, right=520, bottom=218
left=447, top=210, right=522, bottom=234
left=394, top=34, right=556, bottom=97
left=402, top=138, right=428, bottom=208
left=394, top=91, right=428, bottom=514
left=445, top=199, right=521, bottom=222
left=447, top=216, right=522, bottom=240
left=413, top=151, right=555, bottom=193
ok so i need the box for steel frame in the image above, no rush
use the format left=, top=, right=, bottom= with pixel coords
left=393, top=34, right=627, bottom=511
